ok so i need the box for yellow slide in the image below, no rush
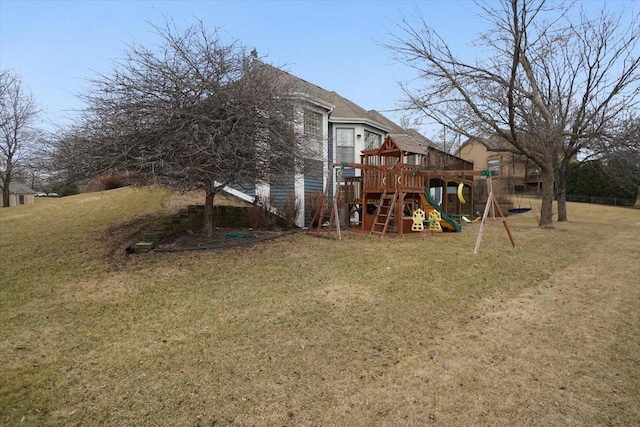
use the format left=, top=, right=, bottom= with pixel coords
left=421, top=192, right=461, bottom=232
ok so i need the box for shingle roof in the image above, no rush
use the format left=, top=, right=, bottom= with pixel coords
left=269, top=65, right=432, bottom=138
left=283, top=71, right=387, bottom=127
left=259, top=63, right=441, bottom=153
left=0, top=179, right=35, bottom=194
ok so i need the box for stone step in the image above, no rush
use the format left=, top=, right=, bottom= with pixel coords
left=133, top=241, right=155, bottom=253
left=143, top=232, right=164, bottom=241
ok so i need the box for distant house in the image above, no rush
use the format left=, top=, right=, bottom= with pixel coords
left=232, top=66, right=474, bottom=227
left=455, top=138, right=542, bottom=196
left=0, top=180, right=36, bottom=207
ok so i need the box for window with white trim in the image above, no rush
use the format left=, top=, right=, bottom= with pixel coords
left=336, top=128, right=355, bottom=163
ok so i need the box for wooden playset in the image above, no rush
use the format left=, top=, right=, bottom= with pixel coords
left=308, top=134, right=480, bottom=238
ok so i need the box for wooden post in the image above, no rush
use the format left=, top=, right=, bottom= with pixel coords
left=332, top=167, right=342, bottom=240
left=443, top=177, right=448, bottom=215
left=469, top=178, right=475, bottom=219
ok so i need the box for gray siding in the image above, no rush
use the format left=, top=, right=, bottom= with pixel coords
left=304, top=159, right=324, bottom=194
left=270, top=176, right=295, bottom=209
left=341, top=168, right=356, bottom=179
left=304, top=158, right=324, bottom=226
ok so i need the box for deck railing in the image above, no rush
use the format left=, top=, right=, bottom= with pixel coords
left=342, top=177, right=363, bottom=203
left=363, top=166, right=425, bottom=191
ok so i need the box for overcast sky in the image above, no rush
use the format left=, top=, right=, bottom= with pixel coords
left=0, top=0, right=631, bottom=139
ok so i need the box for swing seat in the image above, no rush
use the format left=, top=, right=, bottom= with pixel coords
left=508, top=208, right=532, bottom=214
left=510, top=190, right=531, bottom=214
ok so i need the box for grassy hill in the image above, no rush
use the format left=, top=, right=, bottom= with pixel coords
left=1, top=188, right=638, bottom=425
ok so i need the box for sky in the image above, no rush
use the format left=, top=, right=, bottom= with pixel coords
left=0, top=0, right=633, bottom=139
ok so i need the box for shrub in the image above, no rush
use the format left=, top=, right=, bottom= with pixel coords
left=94, top=175, right=128, bottom=191
left=53, top=183, right=79, bottom=197
left=275, top=193, right=301, bottom=230
left=305, top=191, right=324, bottom=227
left=250, top=194, right=277, bottom=230
left=249, top=193, right=301, bottom=230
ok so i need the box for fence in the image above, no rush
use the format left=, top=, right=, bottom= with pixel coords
left=566, top=194, right=637, bottom=207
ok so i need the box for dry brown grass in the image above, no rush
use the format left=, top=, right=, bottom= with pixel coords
left=1, top=189, right=638, bottom=426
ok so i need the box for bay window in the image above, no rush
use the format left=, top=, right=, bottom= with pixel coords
left=304, top=110, right=323, bottom=157
left=364, top=130, right=381, bottom=149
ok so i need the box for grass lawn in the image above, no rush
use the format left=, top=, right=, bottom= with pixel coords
left=1, top=187, right=639, bottom=426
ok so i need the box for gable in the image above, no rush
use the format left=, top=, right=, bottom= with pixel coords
left=267, top=64, right=393, bottom=135
left=11, top=182, right=36, bottom=194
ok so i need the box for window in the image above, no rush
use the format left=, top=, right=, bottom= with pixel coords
left=336, top=128, right=355, bottom=163
left=304, top=110, right=323, bottom=156
left=364, top=130, right=381, bottom=149
left=487, top=159, right=500, bottom=176
left=405, top=154, right=419, bottom=165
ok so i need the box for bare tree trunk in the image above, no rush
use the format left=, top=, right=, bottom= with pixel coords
left=1, top=166, right=11, bottom=207
left=204, top=191, right=216, bottom=237
left=2, top=185, right=10, bottom=207
left=555, top=172, right=568, bottom=222
left=539, top=167, right=555, bottom=228
left=555, top=156, right=571, bottom=222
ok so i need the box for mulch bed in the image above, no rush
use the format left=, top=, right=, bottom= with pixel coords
left=155, top=229, right=297, bottom=252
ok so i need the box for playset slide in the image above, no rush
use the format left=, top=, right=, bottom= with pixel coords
left=422, top=189, right=462, bottom=232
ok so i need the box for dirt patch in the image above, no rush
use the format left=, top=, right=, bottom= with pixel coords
left=59, top=274, right=139, bottom=303
left=317, top=283, right=378, bottom=310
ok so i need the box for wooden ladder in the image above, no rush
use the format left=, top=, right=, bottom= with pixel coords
left=370, top=191, right=397, bottom=237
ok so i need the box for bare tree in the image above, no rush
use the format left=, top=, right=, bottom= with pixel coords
left=55, top=20, right=303, bottom=235
left=0, top=70, right=40, bottom=207
left=386, top=0, right=640, bottom=226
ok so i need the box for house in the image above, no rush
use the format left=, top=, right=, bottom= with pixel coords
left=228, top=67, right=476, bottom=228
left=455, top=138, right=542, bottom=197
left=0, top=180, right=36, bottom=207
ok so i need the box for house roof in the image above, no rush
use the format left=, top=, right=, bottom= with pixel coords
left=284, top=72, right=392, bottom=131
left=0, top=179, right=35, bottom=194
left=267, top=64, right=438, bottom=144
